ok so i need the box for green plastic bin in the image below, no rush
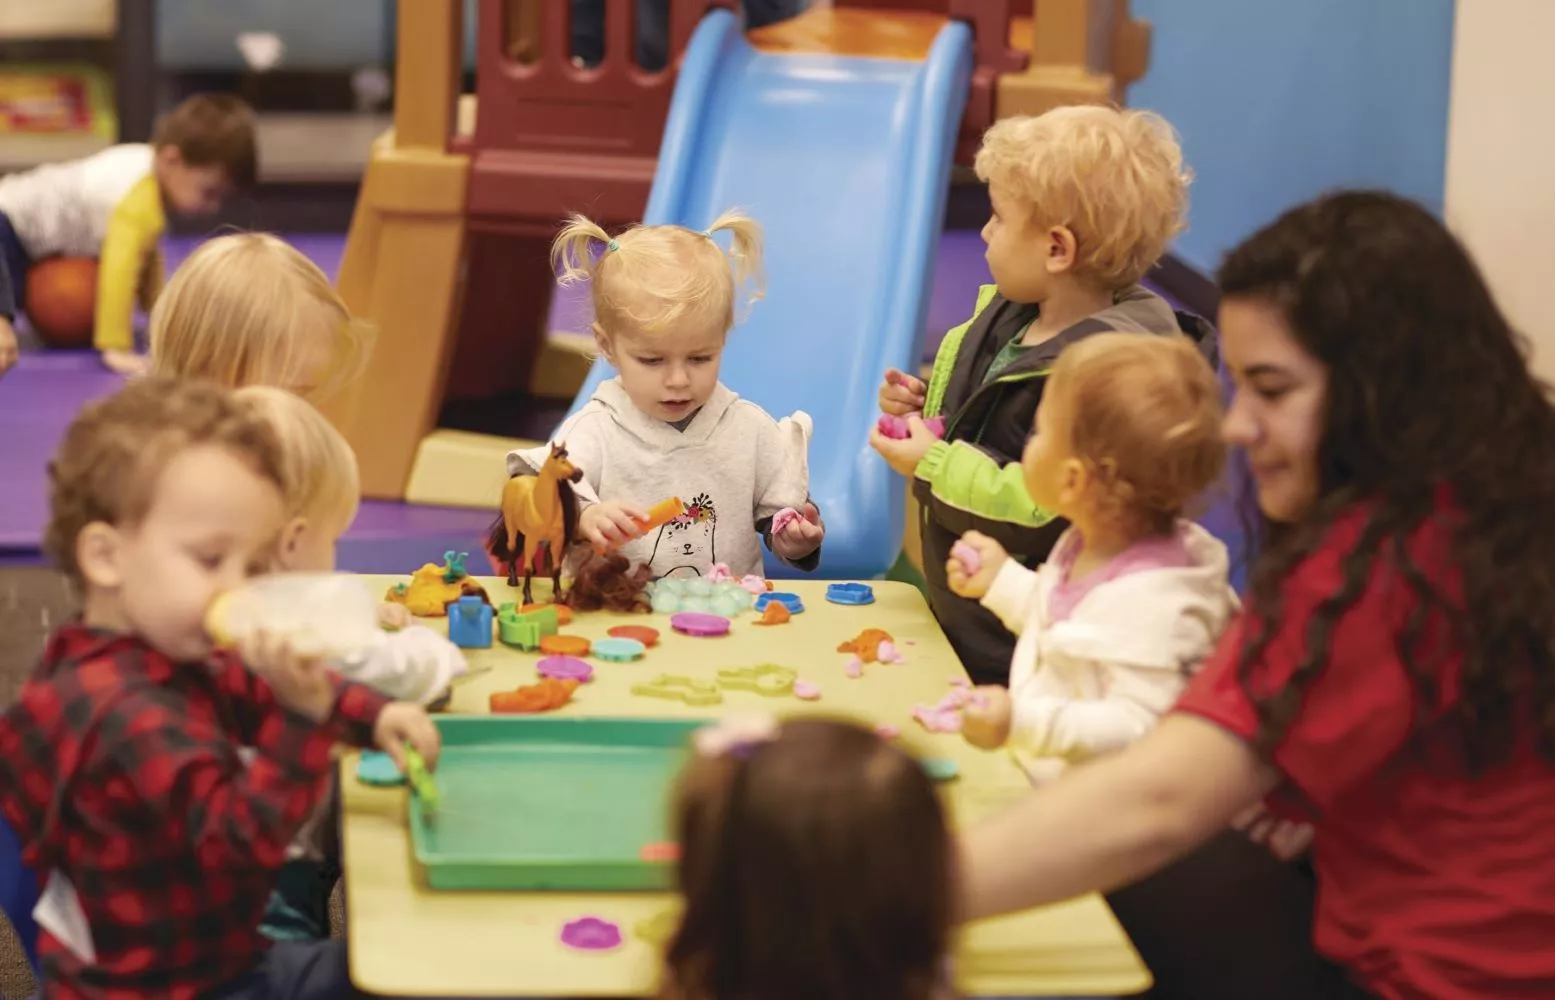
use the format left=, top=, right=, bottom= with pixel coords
left=407, top=715, right=702, bottom=891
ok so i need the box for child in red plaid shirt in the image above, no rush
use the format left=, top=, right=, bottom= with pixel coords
left=0, top=377, right=441, bottom=1000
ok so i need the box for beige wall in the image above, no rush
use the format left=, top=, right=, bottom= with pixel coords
left=1444, top=0, right=1555, bottom=379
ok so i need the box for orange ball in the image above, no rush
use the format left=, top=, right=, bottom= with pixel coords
left=26, top=256, right=98, bottom=349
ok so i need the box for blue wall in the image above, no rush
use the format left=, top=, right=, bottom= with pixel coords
left=1128, top=0, right=1456, bottom=274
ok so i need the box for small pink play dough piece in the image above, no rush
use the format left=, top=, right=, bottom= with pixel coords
left=876, top=640, right=904, bottom=664
left=844, top=655, right=864, bottom=679
left=770, top=507, right=803, bottom=536
left=950, top=540, right=982, bottom=576
left=875, top=723, right=901, bottom=740
left=876, top=414, right=947, bottom=440
left=793, top=680, right=821, bottom=701
left=670, top=612, right=731, bottom=637
left=560, top=916, right=623, bottom=951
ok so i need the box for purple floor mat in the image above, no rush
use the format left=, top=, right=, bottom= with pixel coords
left=2, top=229, right=1199, bottom=574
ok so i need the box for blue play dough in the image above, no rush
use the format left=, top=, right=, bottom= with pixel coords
left=754, top=591, right=805, bottom=615
left=921, top=757, right=960, bottom=782
left=356, top=751, right=405, bottom=787
left=825, top=582, right=875, bottom=606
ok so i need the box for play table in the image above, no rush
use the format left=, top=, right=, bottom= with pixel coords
left=340, top=576, right=1149, bottom=997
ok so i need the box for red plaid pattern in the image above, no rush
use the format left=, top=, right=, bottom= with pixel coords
left=0, top=624, right=389, bottom=1000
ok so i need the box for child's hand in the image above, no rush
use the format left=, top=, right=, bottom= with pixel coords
left=0, top=316, right=17, bottom=379
left=579, top=500, right=648, bottom=548
left=373, top=701, right=442, bottom=772
left=771, top=502, right=824, bottom=561
left=868, top=414, right=939, bottom=477
left=239, top=628, right=337, bottom=723
left=1233, top=804, right=1315, bottom=861
left=101, top=348, right=150, bottom=379
left=945, top=531, right=1007, bottom=599
left=961, top=685, right=1012, bottom=749
left=878, top=367, right=927, bottom=416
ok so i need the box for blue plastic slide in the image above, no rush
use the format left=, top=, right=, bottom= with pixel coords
left=565, top=8, right=973, bottom=579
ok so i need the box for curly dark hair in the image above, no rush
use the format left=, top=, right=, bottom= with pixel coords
left=1221, top=190, right=1555, bottom=771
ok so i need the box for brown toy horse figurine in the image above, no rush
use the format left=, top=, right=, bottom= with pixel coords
left=486, top=442, right=583, bottom=604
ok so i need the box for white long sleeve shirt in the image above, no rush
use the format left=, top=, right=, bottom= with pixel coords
left=981, top=520, right=1239, bottom=777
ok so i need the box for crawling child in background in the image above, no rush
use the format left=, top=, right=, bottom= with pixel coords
left=0, top=94, right=257, bottom=377
left=0, top=377, right=438, bottom=999
left=150, top=231, right=373, bottom=402
left=658, top=716, right=956, bottom=1000
left=508, top=211, right=824, bottom=580
left=872, top=105, right=1217, bottom=686
left=231, top=385, right=465, bottom=942
left=947, top=333, right=1238, bottom=782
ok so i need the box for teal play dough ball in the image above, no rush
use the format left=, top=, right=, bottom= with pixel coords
left=357, top=751, right=405, bottom=786
left=651, top=590, right=683, bottom=614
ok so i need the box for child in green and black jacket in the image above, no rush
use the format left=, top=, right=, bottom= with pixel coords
left=872, top=106, right=1219, bottom=685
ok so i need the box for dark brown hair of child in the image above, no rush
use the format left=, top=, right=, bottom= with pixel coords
left=44, top=377, right=284, bottom=588
left=564, top=548, right=652, bottom=613
left=659, top=718, right=955, bottom=1000
left=153, top=93, right=259, bottom=188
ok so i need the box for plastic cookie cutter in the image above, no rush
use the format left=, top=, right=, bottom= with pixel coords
left=716, top=664, right=798, bottom=697
left=825, top=582, right=875, bottom=606
left=631, top=674, right=723, bottom=706
left=592, top=637, right=646, bottom=662
left=753, top=591, right=804, bottom=615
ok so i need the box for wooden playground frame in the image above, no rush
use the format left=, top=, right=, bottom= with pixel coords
left=330, top=0, right=1152, bottom=505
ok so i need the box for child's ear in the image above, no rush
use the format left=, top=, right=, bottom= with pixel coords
left=153, top=144, right=185, bottom=175
left=76, top=522, right=125, bottom=590
left=1057, top=457, right=1088, bottom=507
left=1045, top=225, right=1080, bottom=275
left=592, top=323, right=616, bottom=365
left=273, top=516, right=310, bottom=571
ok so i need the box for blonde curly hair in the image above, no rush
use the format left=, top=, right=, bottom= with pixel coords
left=975, top=105, right=1191, bottom=288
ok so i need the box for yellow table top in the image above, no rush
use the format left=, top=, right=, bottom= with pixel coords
left=341, top=576, right=1148, bottom=997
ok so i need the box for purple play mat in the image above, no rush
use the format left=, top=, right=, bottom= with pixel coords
left=0, top=230, right=1224, bottom=577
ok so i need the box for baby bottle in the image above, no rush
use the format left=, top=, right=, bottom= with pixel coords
left=206, top=572, right=383, bottom=661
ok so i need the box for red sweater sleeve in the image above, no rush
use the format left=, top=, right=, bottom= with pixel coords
left=1175, top=509, right=1460, bottom=814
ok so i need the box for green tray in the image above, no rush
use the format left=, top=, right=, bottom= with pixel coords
left=406, top=715, right=703, bottom=892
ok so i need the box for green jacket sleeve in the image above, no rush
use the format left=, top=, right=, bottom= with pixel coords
left=923, top=284, right=1000, bottom=419
left=914, top=440, right=1057, bottom=529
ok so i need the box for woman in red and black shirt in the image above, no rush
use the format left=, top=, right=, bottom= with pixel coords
left=957, top=191, right=1555, bottom=1000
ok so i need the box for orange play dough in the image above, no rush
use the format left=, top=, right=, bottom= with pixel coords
left=539, top=634, right=592, bottom=657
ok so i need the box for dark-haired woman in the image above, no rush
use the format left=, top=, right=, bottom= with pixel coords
left=956, top=190, right=1555, bottom=1000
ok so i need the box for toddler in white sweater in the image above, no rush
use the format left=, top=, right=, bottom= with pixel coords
left=948, top=332, right=1238, bottom=781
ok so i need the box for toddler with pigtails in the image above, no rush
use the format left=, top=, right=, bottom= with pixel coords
left=949, top=332, right=1238, bottom=781
left=508, top=212, right=824, bottom=579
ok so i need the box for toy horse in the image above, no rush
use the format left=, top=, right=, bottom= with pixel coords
left=487, top=442, right=583, bottom=605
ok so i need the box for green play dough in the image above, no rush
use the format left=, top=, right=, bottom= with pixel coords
left=357, top=751, right=406, bottom=787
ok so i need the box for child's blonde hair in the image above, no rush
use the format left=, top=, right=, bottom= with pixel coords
left=149, top=233, right=372, bottom=401
left=231, top=385, right=360, bottom=537
left=550, top=210, right=764, bottom=338
left=975, top=105, right=1191, bottom=288
left=1046, top=332, right=1224, bottom=532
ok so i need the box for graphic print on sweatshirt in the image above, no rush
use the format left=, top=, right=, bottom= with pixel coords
left=650, top=493, right=717, bottom=577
